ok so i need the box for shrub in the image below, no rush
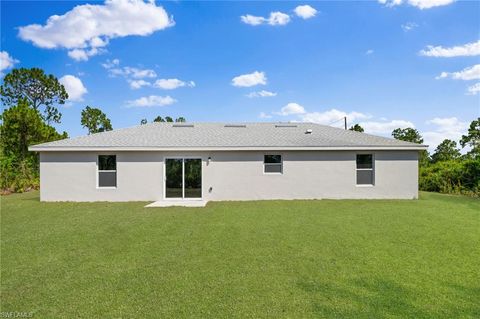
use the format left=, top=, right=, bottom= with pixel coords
left=419, top=159, right=480, bottom=196
left=0, top=155, right=39, bottom=193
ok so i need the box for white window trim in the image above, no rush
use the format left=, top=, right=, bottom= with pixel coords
left=97, top=155, right=117, bottom=189
left=355, top=153, right=375, bottom=186
left=263, top=154, right=283, bottom=175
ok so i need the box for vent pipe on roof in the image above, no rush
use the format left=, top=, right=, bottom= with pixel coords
left=172, top=124, right=194, bottom=127
left=275, top=124, right=297, bottom=128
left=224, top=124, right=246, bottom=128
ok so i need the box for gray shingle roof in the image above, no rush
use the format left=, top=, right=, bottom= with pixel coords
left=29, top=122, right=427, bottom=151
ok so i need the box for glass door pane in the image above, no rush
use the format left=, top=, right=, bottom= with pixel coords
left=184, top=159, right=202, bottom=198
left=165, top=159, right=183, bottom=198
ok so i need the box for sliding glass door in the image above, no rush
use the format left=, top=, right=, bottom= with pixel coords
left=165, top=158, right=202, bottom=199
left=165, top=159, right=183, bottom=198
left=184, top=159, right=202, bottom=198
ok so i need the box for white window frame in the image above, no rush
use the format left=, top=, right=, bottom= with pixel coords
left=97, top=155, right=117, bottom=189
left=263, top=154, right=283, bottom=175
left=355, top=153, right=375, bottom=187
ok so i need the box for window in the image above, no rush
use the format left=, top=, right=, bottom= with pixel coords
left=356, top=154, right=374, bottom=185
left=98, top=155, right=116, bottom=188
left=264, top=155, right=282, bottom=174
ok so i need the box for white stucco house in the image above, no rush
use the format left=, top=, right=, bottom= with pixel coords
left=29, top=122, right=427, bottom=204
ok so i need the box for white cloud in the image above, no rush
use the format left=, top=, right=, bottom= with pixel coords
left=467, top=83, right=480, bottom=95
left=275, top=106, right=416, bottom=139
left=68, top=47, right=105, bottom=61
left=68, top=49, right=89, bottom=61
left=122, top=67, right=157, bottom=79
left=259, top=112, right=273, bottom=119
left=102, top=59, right=157, bottom=83
left=294, top=5, right=317, bottom=19
left=401, top=22, right=418, bottom=32
left=102, top=59, right=195, bottom=91
left=300, top=109, right=370, bottom=125
left=379, top=0, right=455, bottom=9
left=240, top=15, right=266, bottom=26
left=426, top=117, right=466, bottom=132
left=59, top=75, right=87, bottom=101
left=378, top=0, right=403, bottom=6
left=359, top=119, right=415, bottom=135
left=154, top=78, right=195, bottom=90
left=408, top=0, right=455, bottom=9
left=129, top=79, right=151, bottom=89
left=268, top=12, right=291, bottom=25
left=232, top=71, right=267, bottom=87
left=101, top=58, right=120, bottom=69
left=241, top=11, right=290, bottom=26
left=277, top=103, right=306, bottom=115
left=19, top=0, right=174, bottom=61
left=246, top=90, right=277, bottom=98
left=126, top=95, right=176, bottom=108
left=436, top=64, right=480, bottom=81
left=0, top=51, right=19, bottom=76
left=365, top=49, right=374, bottom=55
left=419, top=40, right=480, bottom=57
left=423, top=117, right=468, bottom=152
left=241, top=5, right=320, bottom=26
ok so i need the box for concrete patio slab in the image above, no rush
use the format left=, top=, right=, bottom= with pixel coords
left=145, top=200, right=208, bottom=208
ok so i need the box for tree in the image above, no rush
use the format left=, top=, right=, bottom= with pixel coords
left=349, top=124, right=364, bottom=132
left=431, top=139, right=461, bottom=163
left=140, top=119, right=148, bottom=125
left=153, top=116, right=186, bottom=123
left=1, top=99, right=45, bottom=161
left=0, top=99, right=67, bottom=162
left=0, top=68, right=68, bottom=124
left=81, top=106, right=113, bottom=134
left=460, top=118, right=480, bottom=158
left=392, top=127, right=424, bottom=144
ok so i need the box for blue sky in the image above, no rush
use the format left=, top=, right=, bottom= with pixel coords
left=1, top=0, right=479, bottom=151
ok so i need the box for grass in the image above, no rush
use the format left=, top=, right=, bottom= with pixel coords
left=1, top=192, right=479, bottom=318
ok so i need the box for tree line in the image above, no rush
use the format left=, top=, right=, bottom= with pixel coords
left=0, top=68, right=185, bottom=192
left=140, top=116, right=186, bottom=125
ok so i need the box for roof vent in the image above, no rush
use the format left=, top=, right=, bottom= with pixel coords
left=224, top=124, right=246, bottom=128
left=305, top=129, right=313, bottom=134
left=172, top=124, right=194, bottom=128
left=275, top=124, right=297, bottom=128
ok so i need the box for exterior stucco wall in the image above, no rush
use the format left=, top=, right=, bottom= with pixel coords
left=40, top=152, right=163, bottom=201
left=39, top=150, right=418, bottom=202
left=205, top=151, right=418, bottom=200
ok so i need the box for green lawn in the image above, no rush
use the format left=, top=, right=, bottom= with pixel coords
left=1, top=192, right=479, bottom=318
